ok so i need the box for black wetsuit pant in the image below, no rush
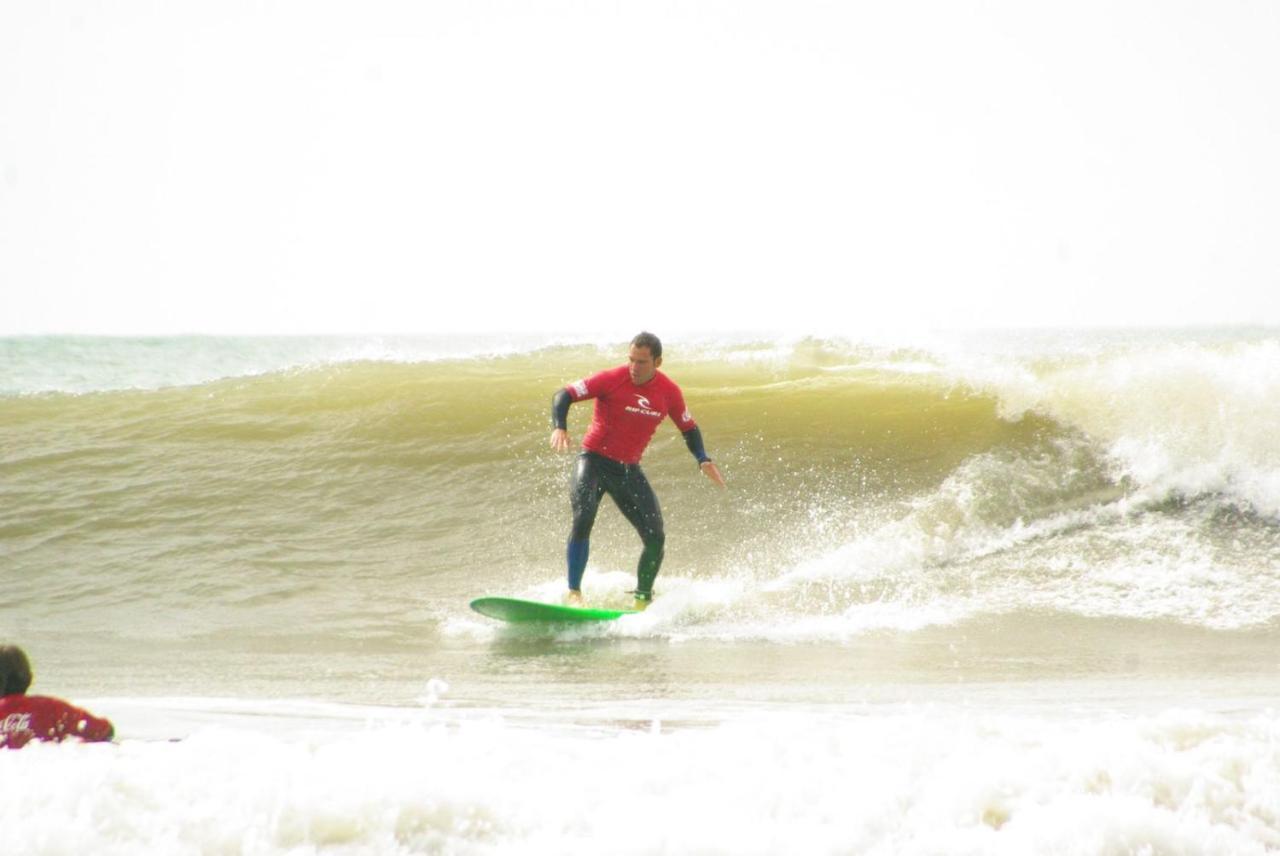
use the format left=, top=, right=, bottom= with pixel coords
left=568, top=452, right=665, bottom=598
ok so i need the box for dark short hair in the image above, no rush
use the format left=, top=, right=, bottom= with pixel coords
left=631, top=332, right=662, bottom=359
left=0, top=645, right=32, bottom=695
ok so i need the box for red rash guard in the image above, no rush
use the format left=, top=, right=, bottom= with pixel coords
left=567, top=366, right=697, bottom=465
left=0, top=694, right=115, bottom=749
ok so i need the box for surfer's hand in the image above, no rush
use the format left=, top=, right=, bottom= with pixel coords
left=701, top=460, right=726, bottom=488
left=550, top=428, right=572, bottom=452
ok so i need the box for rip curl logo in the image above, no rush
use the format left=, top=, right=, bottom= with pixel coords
left=681, top=408, right=692, bottom=424
left=572, top=379, right=589, bottom=398
left=626, top=394, right=662, bottom=419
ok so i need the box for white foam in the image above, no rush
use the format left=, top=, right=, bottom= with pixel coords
left=946, top=337, right=1280, bottom=518
left=2, top=701, right=1277, bottom=854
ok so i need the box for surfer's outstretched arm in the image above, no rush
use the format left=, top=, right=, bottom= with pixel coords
left=682, top=426, right=726, bottom=487
left=550, top=388, right=573, bottom=451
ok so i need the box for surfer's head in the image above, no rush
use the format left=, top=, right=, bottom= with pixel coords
left=0, top=645, right=33, bottom=696
left=629, top=332, right=663, bottom=384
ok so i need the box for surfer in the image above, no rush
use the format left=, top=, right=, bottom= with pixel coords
left=550, top=332, right=725, bottom=610
left=0, top=645, right=115, bottom=749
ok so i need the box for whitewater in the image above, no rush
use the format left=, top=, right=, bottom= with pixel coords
left=2, top=327, right=1279, bottom=854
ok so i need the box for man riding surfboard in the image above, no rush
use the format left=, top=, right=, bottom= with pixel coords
left=550, top=332, right=726, bottom=610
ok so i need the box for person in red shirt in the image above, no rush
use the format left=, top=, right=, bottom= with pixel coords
left=0, top=645, right=114, bottom=750
left=550, top=332, right=725, bottom=609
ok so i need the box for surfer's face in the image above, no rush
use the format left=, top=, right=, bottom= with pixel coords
left=628, top=346, right=661, bottom=385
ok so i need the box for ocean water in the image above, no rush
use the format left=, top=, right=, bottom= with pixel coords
left=2, top=328, right=1279, bottom=854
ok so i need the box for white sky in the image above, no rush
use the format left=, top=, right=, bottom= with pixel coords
left=2, top=1, right=1278, bottom=335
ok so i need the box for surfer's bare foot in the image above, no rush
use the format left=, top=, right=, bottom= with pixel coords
left=566, top=590, right=584, bottom=606
left=632, top=598, right=649, bottom=612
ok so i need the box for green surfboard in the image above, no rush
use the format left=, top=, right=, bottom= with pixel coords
left=470, top=597, right=636, bottom=623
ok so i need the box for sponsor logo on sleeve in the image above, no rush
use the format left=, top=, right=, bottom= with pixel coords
left=572, top=379, right=589, bottom=398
